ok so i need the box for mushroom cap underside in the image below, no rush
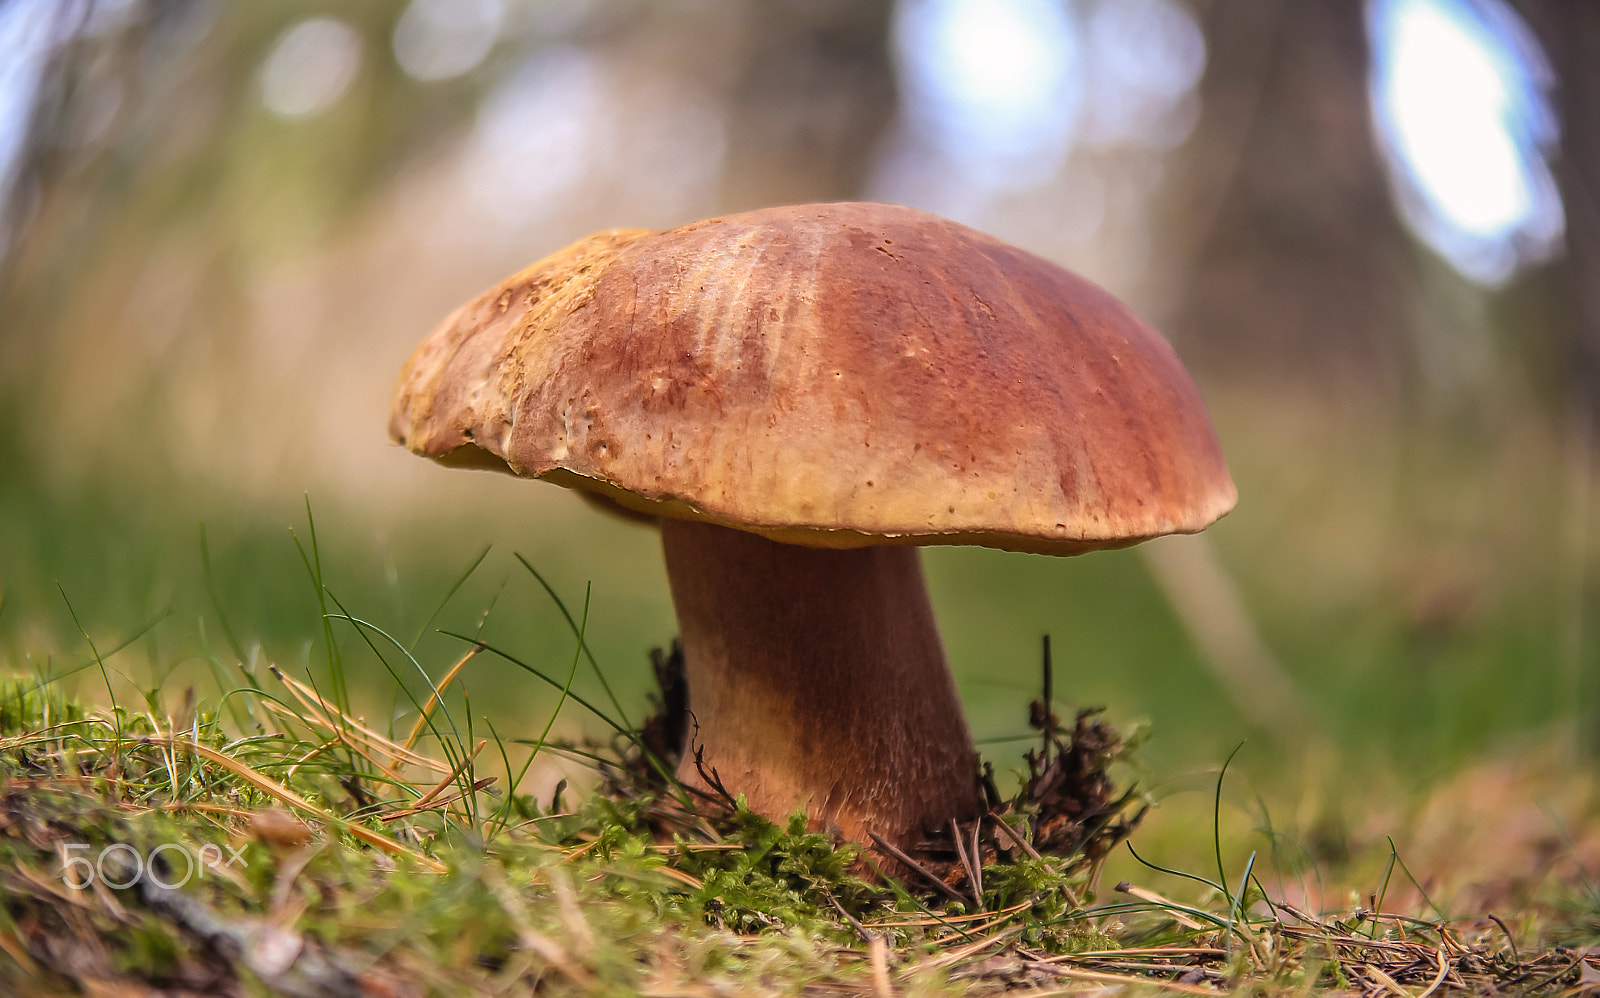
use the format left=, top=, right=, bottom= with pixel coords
left=390, top=201, right=1236, bottom=555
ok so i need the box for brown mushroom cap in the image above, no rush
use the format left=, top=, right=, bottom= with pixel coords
left=390, top=202, right=1235, bottom=554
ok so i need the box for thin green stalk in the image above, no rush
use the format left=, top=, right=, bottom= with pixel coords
left=290, top=496, right=351, bottom=716
left=322, top=604, right=475, bottom=815
left=484, top=716, right=528, bottom=837
left=1125, top=840, right=1226, bottom=895
left=443, top=628, right=691, bottom=806
left=409, top=543, right=491, bottom=653
left=199, top=522, right=247, bottom=664
left=198, top=619, right=254, bottom=734
left=1214, top=741, right=1246, bottom=907
left=1225, top=849, right=1257, bottom=959
left=515, top=554, right=632, bottom=730
left=516, top=584, right=589, bottom=810
left=323, top=607, right=463, bottom=749
left=1370, top=843, right=1398, bottom=938
left=1387, top=835, right=1445, bottom=920
left=439, top=631, right=629, bottom=738
left=56, top=583, right=122, bottom=768
left=36, top=608, right=173, bottom=686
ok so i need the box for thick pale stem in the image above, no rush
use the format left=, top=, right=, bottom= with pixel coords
left=661, top=518, right=982, bottom=849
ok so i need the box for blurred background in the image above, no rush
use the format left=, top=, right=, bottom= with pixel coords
left=1, top=0, right=1597, bottom=911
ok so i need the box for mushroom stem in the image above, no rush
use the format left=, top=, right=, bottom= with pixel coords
left=661, top=518, right=983, bottom=850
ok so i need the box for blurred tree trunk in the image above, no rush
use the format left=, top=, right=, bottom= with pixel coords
left=719, top=0, right=896, bottom=210
left=1517, top=1, right=1600, bottom=416
left=1516, top=0, right=1600, bottom=757
left=1162, top=0, right=1418, bottom=396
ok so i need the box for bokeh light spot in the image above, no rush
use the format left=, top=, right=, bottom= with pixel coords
left=891, top=0, right=1081, bottom=188
left=258, top=17, right=363, bottom=120
left=0, top=0, right=69, bottom=243
left=393, top=0, right=504, bottom=82
left=1368, top=0, right=1563, bottom=285
left=1080, top=0, right=1206, bottom=149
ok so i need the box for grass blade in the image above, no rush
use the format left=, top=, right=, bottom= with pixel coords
left=514, top=554, right=632, bottom=731
left=438, top=630, right=628, bottom=737
left=199, top=522, right=247, bottom=664
left=55, top=582, right=122, bottom=768
left=1225, top=849, right=1257, bottom=958
left=1214, top=741, right=1245, bottom=907
left=290, top=496, right=351, bottom=717
left=1125, top=841, right=1227, bottom=895
left=522, top=583, right=589, bottom=771
left=408, top=543, right=491, bottom=653
left=36, top=607, right=174, bottom=686
left=322, top=605, right=464, bottom=756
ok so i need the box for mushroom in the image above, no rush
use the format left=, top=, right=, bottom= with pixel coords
left=389, top=202, right=1235, bottom=852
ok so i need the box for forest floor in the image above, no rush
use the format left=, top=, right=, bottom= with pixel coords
left=2, top=659, right=1598, bottom=998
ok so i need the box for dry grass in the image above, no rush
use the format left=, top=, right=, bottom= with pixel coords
left=2, top=665, right=1598, bottom=997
